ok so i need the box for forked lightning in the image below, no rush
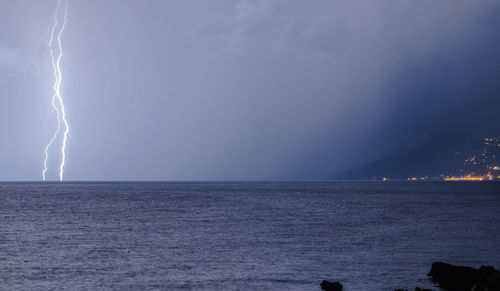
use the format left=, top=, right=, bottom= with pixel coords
left=42, top=0, right=70, bottom=181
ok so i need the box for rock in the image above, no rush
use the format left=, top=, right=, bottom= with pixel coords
left=320, top=280, right=343, bottom=291
left=473, top=265, right=500, bottom=291
left=394, top=287, right=433, bottom=291
left=428, top=262, right=500, bottom=291
left=428, top=262, right=478, bottom=290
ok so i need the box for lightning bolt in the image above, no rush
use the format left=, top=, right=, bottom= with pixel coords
left=0, top=23, right=52, bottom=107
left=0, top=61, right=31, bottom=80
left=42, top=0, right=70, bottom=181
left=0, top=59, right=32, bottom=106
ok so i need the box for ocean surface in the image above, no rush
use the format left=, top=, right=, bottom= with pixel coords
left=0, top=182, right=499, bottom=290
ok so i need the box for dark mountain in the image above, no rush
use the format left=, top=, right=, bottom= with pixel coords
left=332, top=128, right=499, bottom=180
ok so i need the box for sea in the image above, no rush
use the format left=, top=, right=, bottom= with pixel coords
left=0, top=182, right=499, bottom=290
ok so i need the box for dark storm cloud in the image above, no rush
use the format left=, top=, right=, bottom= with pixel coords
left=0, top=0, right=499, bottom=180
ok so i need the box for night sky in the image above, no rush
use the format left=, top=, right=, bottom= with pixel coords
left=1, top=0, right=499, bottom=181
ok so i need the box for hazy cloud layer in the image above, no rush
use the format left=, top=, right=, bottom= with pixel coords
left=0, top=0, right=499, bottom=180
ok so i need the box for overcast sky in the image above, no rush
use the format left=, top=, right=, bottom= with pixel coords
left=1, top=0, right=499, bottom=181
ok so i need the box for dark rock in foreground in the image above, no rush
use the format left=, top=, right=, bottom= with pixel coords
left=320, top=280, right=342, bottom=291
left=474, top=266, right=500, bottom=291
left=393, top=288, right=433, bottom=291
left=427, top=262, right=500, bottom=291
left=322, top=262, right=499, bottom=291
left=428, top=262, right=478, bottom=289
